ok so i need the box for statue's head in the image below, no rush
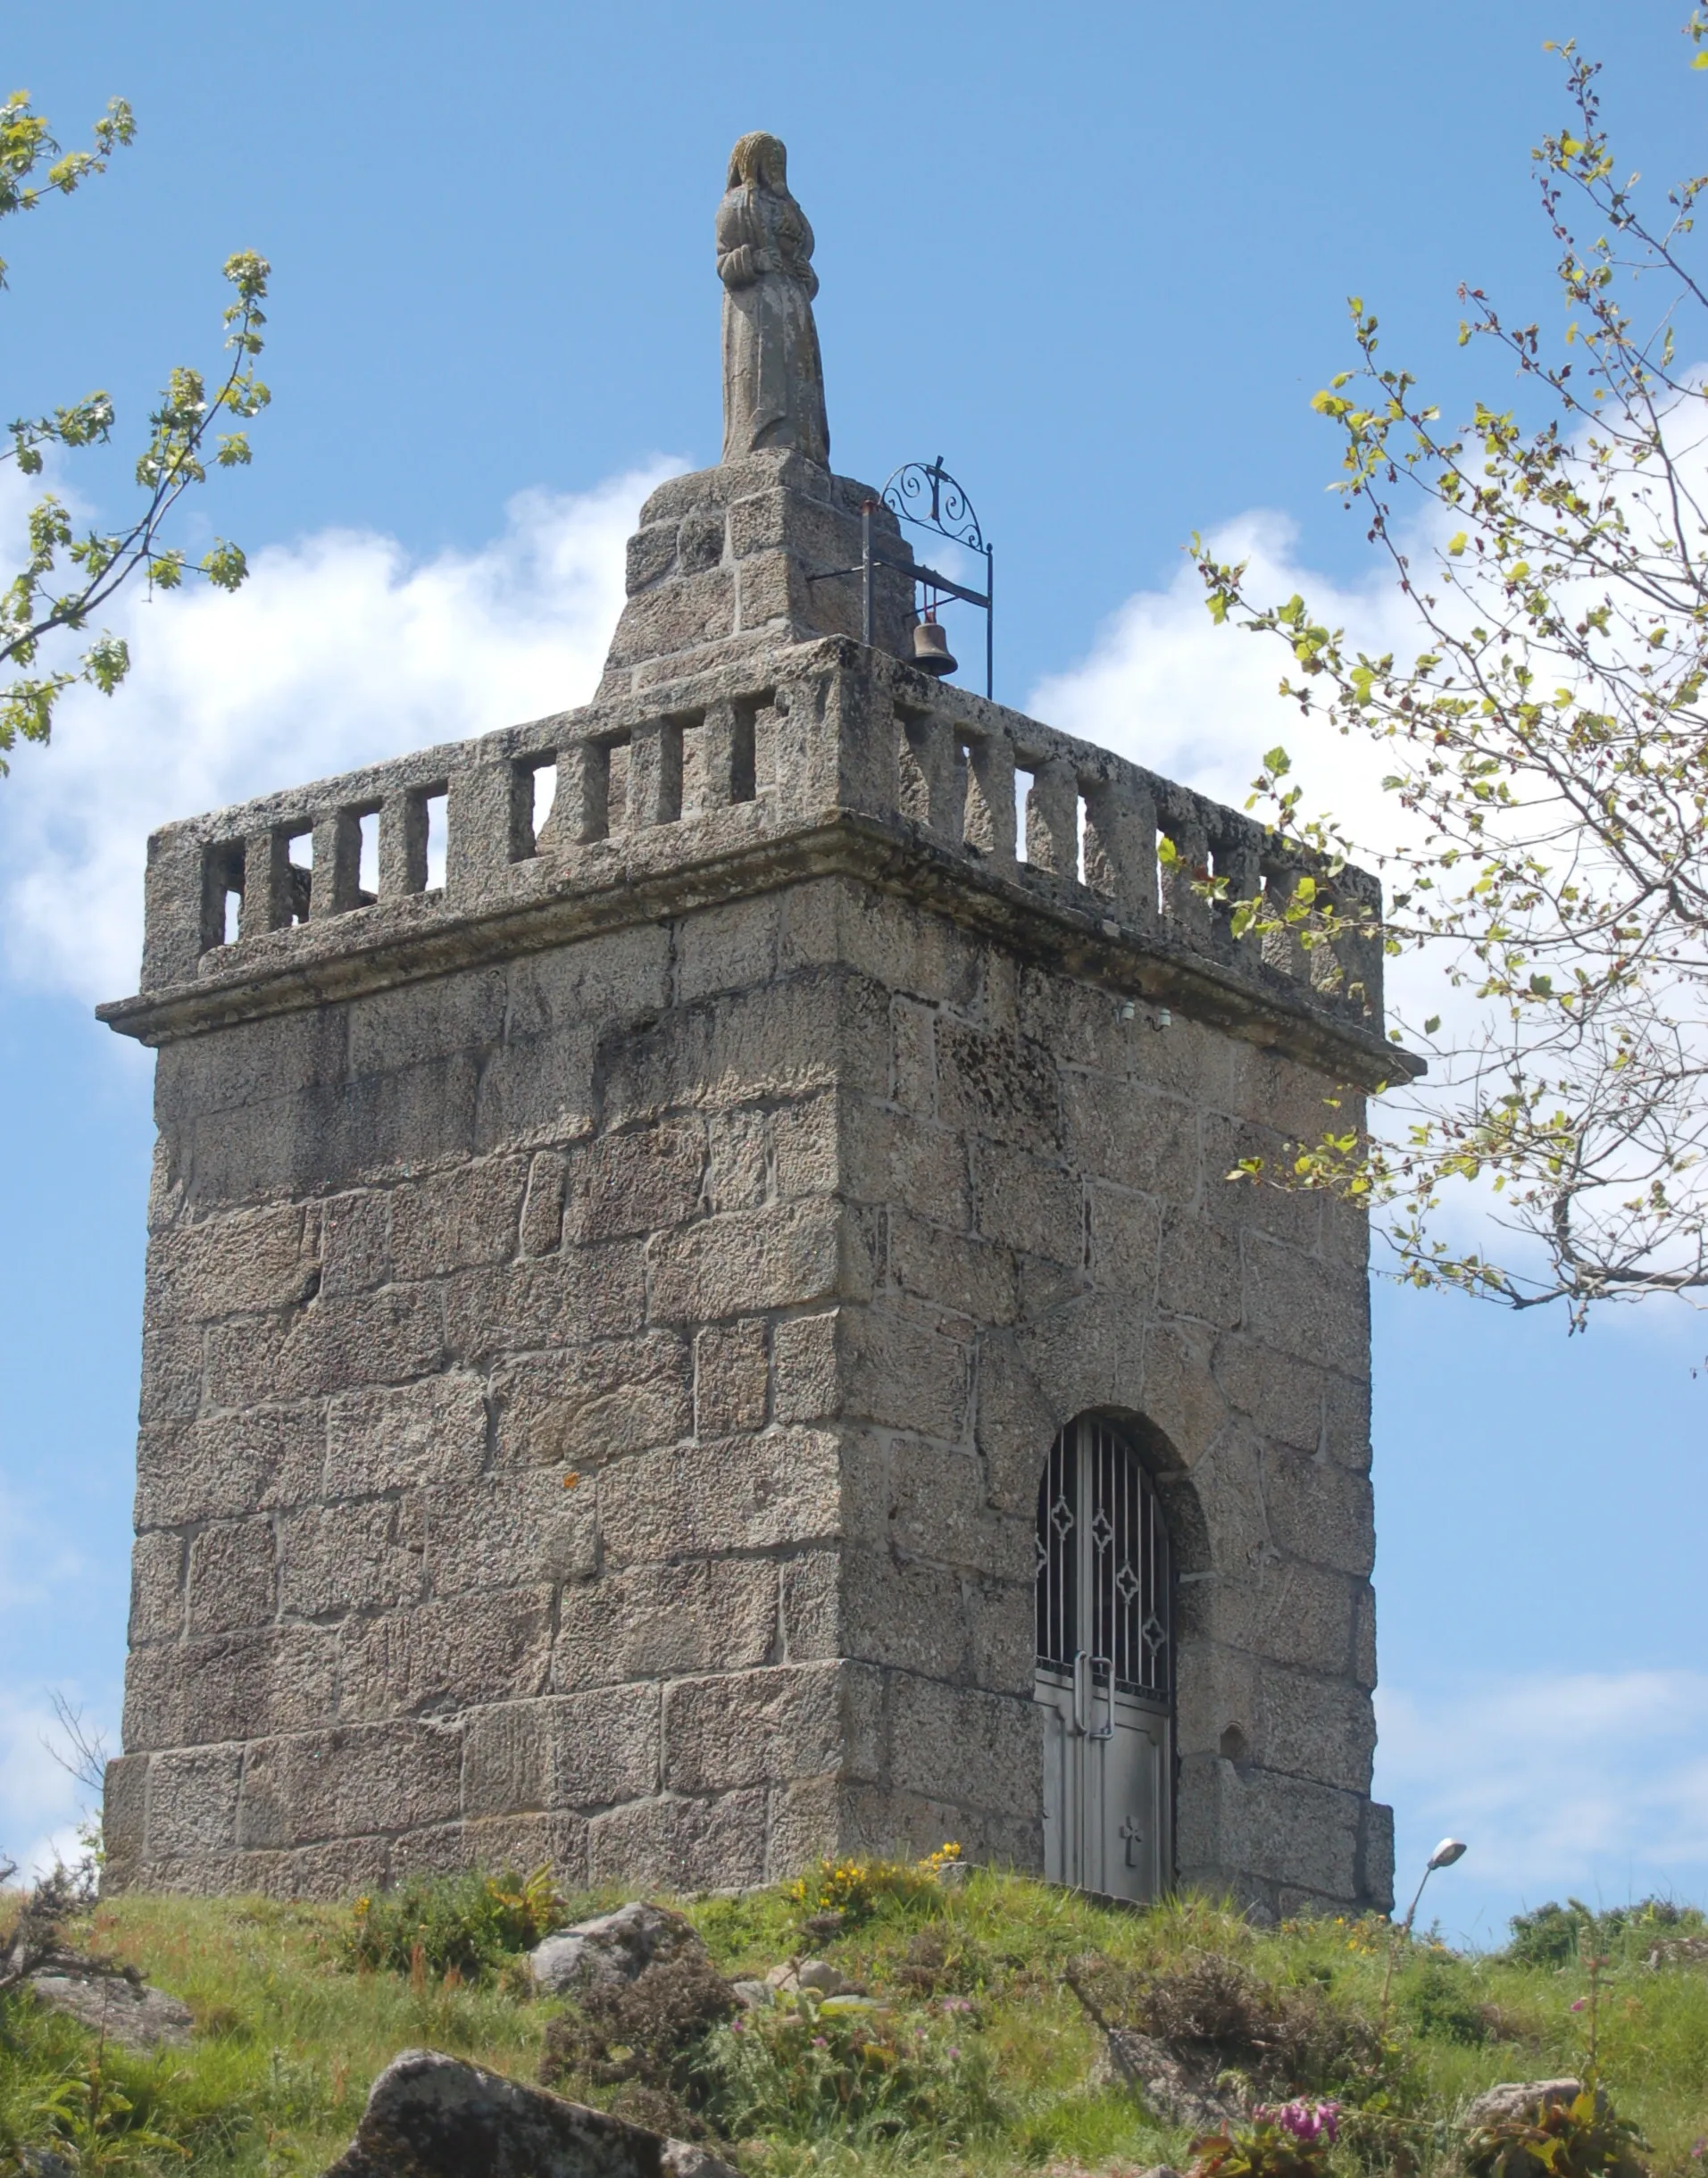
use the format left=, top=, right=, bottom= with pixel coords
left=727, top=131, right=788, bottom=194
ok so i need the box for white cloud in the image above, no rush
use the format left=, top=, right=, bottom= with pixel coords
left=1029, top=513, right=1414, bottom=835
left=1378, top=1670, right=1708, bottom=1937
left=1027, top=512, right=1468, bottom=1056
left=0, top=461, right=679, bottom=1009
left=0, top=1689, right=106, bottom=1881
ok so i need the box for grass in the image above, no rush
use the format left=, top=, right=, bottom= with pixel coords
left=1, top=1868, right=1705, bottom=2177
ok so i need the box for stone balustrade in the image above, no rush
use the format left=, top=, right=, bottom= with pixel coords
left=112, top=638, right=1386, bottom=1056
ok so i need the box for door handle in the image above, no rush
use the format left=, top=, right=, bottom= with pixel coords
left=1087, top=1655, right=1114, bottom=1740
left=1071, top=1649, right=1087, bottom=1734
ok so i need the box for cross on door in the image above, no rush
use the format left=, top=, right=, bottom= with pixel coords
left=1120, top=1815, right=1146, bottom=1867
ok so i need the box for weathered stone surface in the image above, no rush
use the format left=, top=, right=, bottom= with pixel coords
left=29, top=1969, right=195, bottom=2052
left=529, top=1899, right=707, bottom=1994
left=936, top=1019, right=1059, bottom=1151
left=238, top=1722, right=464, bottom=1848
left=1242, top=1236, right=1371, bottom=1379
left=585, top=1788, right=770, bottom=1891
left=321, top=1191, right=391, bottom=1294
left=556, top=1558, right=777, bottom=1689
left=1255, top=1665, right=1377, bottom=1794
left=463, top=1689, right=659, bottom=1816
left=129, top=1531, right=186, bottom=1643
left=327, top=1375, right=487, bottom=1496
left=889, top=1214, right=1017, bottom=1324
left=494, top=1335, right=693, bottom=1468
left=1465, top=2082, right=1585, bottom=2128
left=122, top=1625, right=337, bottom=1751
left=646, top=1199, right=850, bottom=1321
left=600, top=1426, right=841, bottom=1565
left=425, top=1473, right=597, bottom=1594
left=145, top=1204, right=316, bottom=1325
left=775, top=1306, right=968, bottom=1439
left=338, top=1590, right=554, bottom=1718
left=1096, top=2029, right=1240, bottom=2131
left=664, top=1663, right=868, bottom=1794
left=439, top=1244, right=647, bottom=1360
left=146, top=1744, right=244, bottom=1859
left=186, top=1519, right=276, bottom=1635
left=320, top=2048, right=737, bottom=2178
left=568, top=1124, right=704, bottom=1242
left=1061, top=1076, right=1197, bottom=1200
left=278, top=1498, right=426, bottom=1619
left=694, top=1318, right=769, bottom=1436
left=1263, top=1453, right=1377, bottom=1576
left=886, top=1677, right=1039, bottom=1817
left=136, top=1403, right=325, bottom=1528
left=204, top=1287, right=445, bottom=1407
left=389, top=1158, right=528, bottom=1273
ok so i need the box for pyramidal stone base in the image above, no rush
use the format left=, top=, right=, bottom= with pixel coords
left=598, top=451, right=921, bottom=701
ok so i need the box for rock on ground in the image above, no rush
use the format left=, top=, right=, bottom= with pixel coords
left=1091, top=2029, right=1242, bottom=2131
left=1465, top=2081, right=1584, bottom=2127
left=321, top=2049, right=737, bottom=2178
left=28, top=1970, right=193, bottom=2052
left=1647, top=1935, right=1708, bottom=1970
left=763, top=1958, right=850, bottom=1996
left=530, top=1902, right=708, bottom=1997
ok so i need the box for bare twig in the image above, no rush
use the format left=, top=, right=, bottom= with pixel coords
left=41, top=1690, right=109, bottom=1797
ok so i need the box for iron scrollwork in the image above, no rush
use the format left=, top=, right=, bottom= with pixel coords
left=882, top=456, right=986, bottom=554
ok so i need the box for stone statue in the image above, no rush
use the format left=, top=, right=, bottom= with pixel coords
left=717, top=132, right=829, bottom=468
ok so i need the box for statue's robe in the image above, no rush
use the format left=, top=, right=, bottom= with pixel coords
left=717, top=181, right=829, bottom=467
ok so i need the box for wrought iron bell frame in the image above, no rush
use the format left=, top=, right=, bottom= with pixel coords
left=805, top=455, right=994, bottom=698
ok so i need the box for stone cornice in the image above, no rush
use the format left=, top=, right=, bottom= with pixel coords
left=99, top=800, right=1418, bottom=1089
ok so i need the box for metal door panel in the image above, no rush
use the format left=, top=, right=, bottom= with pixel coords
left=1037, top=1675, right=1075, bottom=1886
left=1089, top=1693, right=1169, bottom=1899
left=1034, top=1417, right=1173, bottom=1901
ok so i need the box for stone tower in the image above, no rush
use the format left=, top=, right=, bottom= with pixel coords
left=101, top=138, right=1400, bottom=1919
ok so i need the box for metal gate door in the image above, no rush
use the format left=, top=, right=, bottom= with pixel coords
left=1035, top=1417, right=1172, bottom=1900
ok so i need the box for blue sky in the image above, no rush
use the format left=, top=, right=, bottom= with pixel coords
left=3, top=0, right=1704, bottom=1942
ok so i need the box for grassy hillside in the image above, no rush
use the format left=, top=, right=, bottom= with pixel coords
left=3, top=1861, right=1706, bottom=2177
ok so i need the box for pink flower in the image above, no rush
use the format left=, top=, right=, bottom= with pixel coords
left=1571, top=1998, right=1588, bottom=2013
left=1256, top=2100, right=1340, bottom=2146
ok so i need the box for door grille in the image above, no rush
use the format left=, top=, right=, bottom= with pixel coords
left=1035, top=1417, right=1171, bottom=1702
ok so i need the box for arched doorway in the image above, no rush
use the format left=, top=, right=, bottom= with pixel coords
left=1034, top=1414, right=1173, bottom=1900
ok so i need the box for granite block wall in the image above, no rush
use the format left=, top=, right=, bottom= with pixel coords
left=108, top=861, right=1390, bottom=1916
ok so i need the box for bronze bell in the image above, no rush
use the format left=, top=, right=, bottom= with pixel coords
left=912, top=613, right=957, bottom=677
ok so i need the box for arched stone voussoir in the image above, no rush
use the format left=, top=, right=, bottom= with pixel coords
left=1012, top=1291, right=1149, bottom=1435
left=1136, top=1318, right=1230, bottom=1473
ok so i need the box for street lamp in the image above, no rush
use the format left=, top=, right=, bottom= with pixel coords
left=1402, top=1837, right=1469, bottom=1938
left=1380, top=1837, right=1468, bottom=2032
